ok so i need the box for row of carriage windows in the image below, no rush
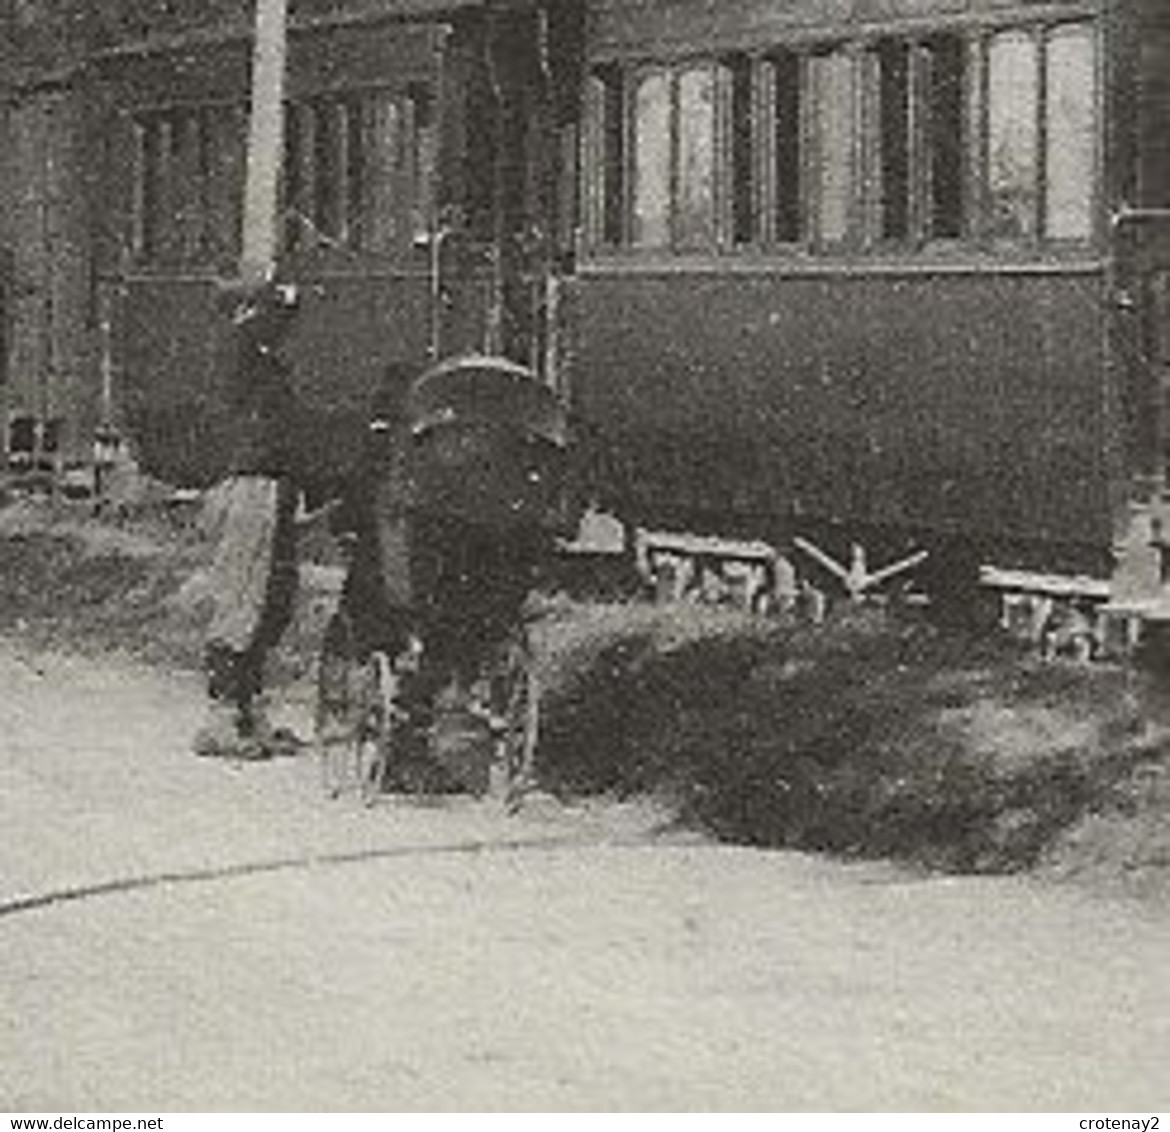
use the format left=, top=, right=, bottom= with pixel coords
left=131, top=85, right=437, bottom=266
left=129, top=20, right=1098, bottom=266
left=584, top=21, right=1098, bottom=254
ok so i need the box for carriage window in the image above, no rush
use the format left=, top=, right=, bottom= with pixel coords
left=462, top=58, right=498, bottom=243
left=132, top=116, right=167, bottom=261
left=876, top=40, right=911, bottom=241
left=983, top=25, right=1096, bottom=243
left=1045, top=24, right=1097, bottom=240
left=587, top=65, right=627, bottom=247
left=407, top=84, right=437, bottom=244
left=165, top=116, right=192, bottom=261
left=361, top=95, right=401, bottom=252
left=631, top=71, right=672, bottom=248
left=205, top=104, right=246, bottom=264
left=281, top=103, right=304, bottom=249
left=772, top=51, right=803, bottom=244
left=312, top=99, right=344, bottom=240
left=1152, top=272, right=1170, bottom=364
left=173, top=111, right=209, bottom=262
left=130, top=87, right=435, bottom=266
left=289, top=87, right=434, bottom=255
left=987, top=31, right=1040, bottom=239
left=728, top=54, right=757, bottom=246
left=811, top=49, right=854, bottom=245
left=133, top=110, right=220, bottom=265
left=282, top=102, right=315, bottom=249
left=556, top=120, right=580, bottom=255
left=287, top=89, right=434, bottom=252
left=873, top=35, right=965, bottom=243
left=579, top=22, right=1093, bottom=260
left=343, top=99, right=365, bottom=244
left=675, top=66, right=718, bottom=248
left=588, top=60, right=732, bottom=253
left=925, top=35, right=966, bottom=239
left=587, top=54, right=784, bottom=253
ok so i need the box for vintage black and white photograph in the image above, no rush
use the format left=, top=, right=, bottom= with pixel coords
left=1, top=0, right=1167, bottom=1114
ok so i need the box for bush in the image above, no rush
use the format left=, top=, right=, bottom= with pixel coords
left=0, top=498, right=330, bottom=678
left=534, top=602, right=1152, bottom=874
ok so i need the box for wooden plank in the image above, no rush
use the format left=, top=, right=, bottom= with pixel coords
left=980, top=565, right=1111, bottom=600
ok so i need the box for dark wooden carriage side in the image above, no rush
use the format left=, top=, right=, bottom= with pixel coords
left=568, top=0, right=1170, bottom=587
left=89, top=0, right=580, bottom=488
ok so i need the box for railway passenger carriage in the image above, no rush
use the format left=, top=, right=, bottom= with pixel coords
left=570, top=0, right=1170, bottom=605
left=88, top=0, right=583, bottom=486
left=5, top=0, right=1170, bottom=622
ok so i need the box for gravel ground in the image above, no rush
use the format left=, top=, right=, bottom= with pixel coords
left=2, top=644, right=1167, bottom=1112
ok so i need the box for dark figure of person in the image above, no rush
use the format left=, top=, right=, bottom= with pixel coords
left=324, top=366, right=417, bottom=659
left=193, top=279, right=305, bottom=759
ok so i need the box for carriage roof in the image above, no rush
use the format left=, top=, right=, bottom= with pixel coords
left=407, top=355, right=570, bottom=449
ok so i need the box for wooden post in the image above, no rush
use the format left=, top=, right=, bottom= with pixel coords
left=240, top=0, right=290, bottom=285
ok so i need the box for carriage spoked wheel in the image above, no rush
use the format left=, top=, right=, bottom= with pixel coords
left=485, top=625, right=541, bottom=810
left=356, top=651, right=396, bottom=806
left=315, top=610, right=359, bottom=799
left=315, top=611, right=396, bottom=805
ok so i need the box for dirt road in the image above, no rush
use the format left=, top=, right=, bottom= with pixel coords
left=1, top=643, right=1167, bottom=1112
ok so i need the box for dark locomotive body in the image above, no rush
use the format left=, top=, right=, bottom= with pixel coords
left=65, top=0, right=1170, bottom=601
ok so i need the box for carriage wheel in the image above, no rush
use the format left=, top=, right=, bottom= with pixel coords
left=315, top=610, right=363, bottom=799
left=491, top=626, right=540, bottom=809
left=316, top=612, right=396, bottom=804
left=357, top=651, right=396, bottom=807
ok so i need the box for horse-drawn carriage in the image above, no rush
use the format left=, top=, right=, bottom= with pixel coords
left=314, top=354, right=570, bottom=806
